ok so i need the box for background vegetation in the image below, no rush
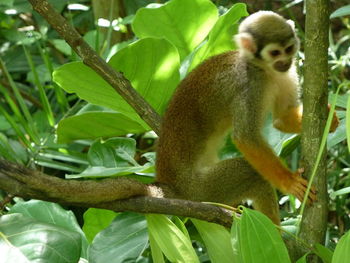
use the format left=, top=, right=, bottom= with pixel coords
left=0, top=0, right=349, bottom=262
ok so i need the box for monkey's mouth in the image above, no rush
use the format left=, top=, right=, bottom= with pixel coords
left=273, top=60, right=292, bottom=72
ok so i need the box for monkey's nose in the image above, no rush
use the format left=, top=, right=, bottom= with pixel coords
left=274, top=60, right=291, bottom=72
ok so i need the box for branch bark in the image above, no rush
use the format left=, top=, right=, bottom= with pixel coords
left=0, top=160, right=233, bottom=228
left=27, top=0, right=161, bottom=135
left=295, top=0, right=330, bottom=261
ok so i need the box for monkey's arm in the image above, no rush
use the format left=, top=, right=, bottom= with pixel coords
left=273, top=105, right=303, bottom=133
left=234, top=138, right=313, bottom=202
left=232, top=92, right=315, bottom=202
left=273, top=104, right=339, bottom=133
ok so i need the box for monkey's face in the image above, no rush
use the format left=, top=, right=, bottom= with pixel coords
left=235, top=11, right=300, bottom=73
left=260, top=39, right=298, bottom=73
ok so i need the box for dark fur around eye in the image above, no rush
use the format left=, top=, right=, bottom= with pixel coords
left=285, top=45, right=294, bottom=54
left=270, top=50, right=281, bottom=57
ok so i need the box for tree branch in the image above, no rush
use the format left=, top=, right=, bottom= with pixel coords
left=0, top=160, right=233, bottom=228
left=27, top=0, right=161, bottom=135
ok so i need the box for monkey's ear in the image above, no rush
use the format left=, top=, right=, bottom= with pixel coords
left=234, top=32, right=257, bottom=55
left=286, top=19, right=295, bottom=30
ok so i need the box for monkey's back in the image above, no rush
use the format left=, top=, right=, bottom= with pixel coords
left=156, top=51, right=248, bottom=196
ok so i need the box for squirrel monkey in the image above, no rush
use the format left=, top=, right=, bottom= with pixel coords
left=155, top=11, right=338, bottom=224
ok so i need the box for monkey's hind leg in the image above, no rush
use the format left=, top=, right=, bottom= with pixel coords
left=198, top=158, right=280, bottom=225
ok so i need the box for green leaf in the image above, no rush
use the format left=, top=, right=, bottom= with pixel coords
left=65, top=165, right=152, bottom=179
left=108, top=37, right=180, bottom=115
left=0, top=133, right=21, bottom=162
left=51, top=39, right=72, bottom=56
left=329, top=93, right=349, bottom=108
left=53, top=38, right=180, bottom=126
left=82, top=208, right=117, bottom=243
left=132, top=0, right=218, bottom=60
left=189, top=3, right=248, bottom=70
left=231, top=215, right=244, bottom=263
left=330, top=186, right=350, bottom=199
left=327, top=119, right=347, bottom=149
left=263, top=115, right=296, bottom=154
left=53, top=61, right=144, bottom=125
left=9, top=200, right=88, bottom=259
left=89, top=213, right=148, bottom=263
left=314, top=243, right=333, bottom=263
left=88, top=137, right=138, bottom=167
left=0, top=213, right=82, bottom=263
left=57, top=112, right=147, bottom=143
left=332, top=231, right=350, bottom=262
left=149, top=231, right=165, bottom=263
left=66, top=136, right=156, bottom=179
left=146, top=214, right=199, bottom=263
left=192, top=219, right=234, bottom=263
left=296, top=253, right=309, bottom=263
left=235, top=207, right=291, bottom=263
left=330, top=5, right=350, bottom=19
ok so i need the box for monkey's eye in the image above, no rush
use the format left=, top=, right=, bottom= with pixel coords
left=285, top=45, right=294, bottom=54
left=269, top=50, right=281, bottom=57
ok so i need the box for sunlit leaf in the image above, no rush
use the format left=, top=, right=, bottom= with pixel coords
left=189, top=3, right=248, bottom=70
left=192, top=218, right=234, bottom=263
left=146, top=214, right=199, bottom=263
left=82, top=208, right=117, bottom=243
left=132, top=0, right=217, bottom=60
left=54, top=38, right=180, bottom=135
left=233, top=207, right=291, bottom=263
left=314, top=243, right=333, bottom=263
left=332, top=231, right=350, bottom=262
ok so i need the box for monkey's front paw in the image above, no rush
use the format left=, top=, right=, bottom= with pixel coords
left=288, top=169, right=316, bottom=204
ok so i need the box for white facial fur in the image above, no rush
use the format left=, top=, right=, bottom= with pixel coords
left=260, top=39, right=298, bottom=72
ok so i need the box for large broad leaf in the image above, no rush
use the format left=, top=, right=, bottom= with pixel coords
left=108, top=37, right=179, bottom=115
left=192, top=219, right=235, bottom=263
left=332, top=230, right=350, bottom=263
left=146, top=214, right=199, bottom=263
left=54, top=38, right=180, bottom=136
left=89, top=212, right=148, bottom=263
left=231, top=207, right=291, bottom=263
left=314, top=244, right=333, bottom=263
left=9, top=200, right=88, bottom=259
left=66, top=137, right=154, bottom=179
left=54, top=61, right=143, bottom=123
left=82, top=208, right=117, bottom=243
left=188, top=3, right=248, bottom=71
left=132, top=0, right=218, bottom=60
left=88, top=137, right=138, bottom=167
left=57, top=111, right=147, bottom=143
left=0, top=213, right=82, bottom=263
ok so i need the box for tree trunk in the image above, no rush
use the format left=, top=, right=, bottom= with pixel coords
left=296, top=0, right=330, bottom=262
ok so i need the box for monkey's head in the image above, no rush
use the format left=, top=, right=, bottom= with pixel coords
left=235, top=11, right=299, bottom=73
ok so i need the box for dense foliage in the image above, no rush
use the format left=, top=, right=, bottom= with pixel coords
left=0, top=0, right=349, bottom=262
